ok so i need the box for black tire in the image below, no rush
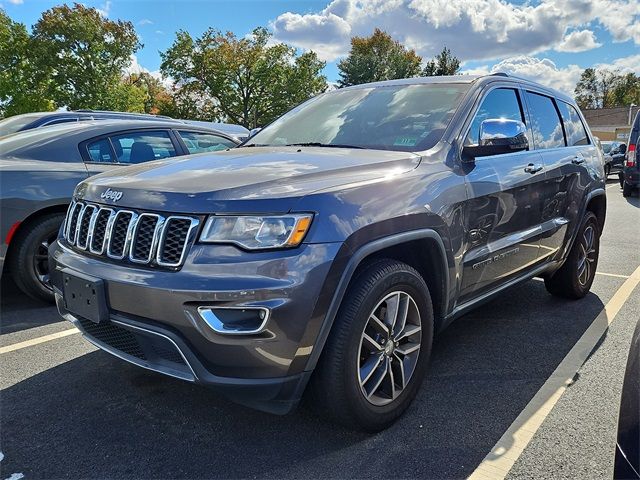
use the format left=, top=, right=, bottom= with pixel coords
left=9, top=213, right=64, bottom=303
left=544, top=211, right=599, bottom=299
left=622, top=182, right=633, bottom=197
left=307, top=259, right=434, bottom=432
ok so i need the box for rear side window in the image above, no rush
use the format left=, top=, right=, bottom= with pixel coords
left=178, top=131, right=236, bottom=154
left=466, top=88, right=524, bottom=145
left=109, top=131, right=177, bottom=164
left=86, top=138, right=115, bottom=163
left=525, top=92, right=565, bottom=149
left=557, top=101, right=590, bottom=146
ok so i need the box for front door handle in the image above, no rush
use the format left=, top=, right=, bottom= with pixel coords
left=572, top=156, right=585, bottom=165
left=524, top=163, right=543, bottom=174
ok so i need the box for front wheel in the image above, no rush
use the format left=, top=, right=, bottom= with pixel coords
left=544, top=211, right=599, bottom=299
left=622, top=182, right=633, bottom=197
left=307, top=259, right=434, bottom=431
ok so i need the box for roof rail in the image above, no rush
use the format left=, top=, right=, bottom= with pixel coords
left=73, top=109, right=174, bottom=119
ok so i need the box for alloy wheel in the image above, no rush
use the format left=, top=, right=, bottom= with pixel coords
left=577, top=225, right=596, bottom=286
left=357, top=291, right=422, bottom=406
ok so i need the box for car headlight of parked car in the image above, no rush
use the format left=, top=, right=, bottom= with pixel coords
left=199, top=214, right=313, bottom=249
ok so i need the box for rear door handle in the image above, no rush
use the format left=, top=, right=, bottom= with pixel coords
left=572, top=156, right=585, bottom=165
left=524, top=163, right=543, bottom=174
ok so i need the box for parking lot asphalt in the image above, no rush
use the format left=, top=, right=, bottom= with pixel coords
left=1, top=180, right=638, bottom=480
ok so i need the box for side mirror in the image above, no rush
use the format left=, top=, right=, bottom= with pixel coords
left=249, top=127, right=262, bottom=138
left=462, top=119, right=529, bottom=161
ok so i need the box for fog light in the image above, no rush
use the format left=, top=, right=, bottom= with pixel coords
left=197, top=306, right=269, bottom=335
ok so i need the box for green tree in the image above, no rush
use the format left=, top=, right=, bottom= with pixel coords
left=337, top=29, right=422, bottom=87
left=575, top=68, right=599, bottom=109
left=574, top=68, right=640, bottom=110
left=123, top=72, right=168, bottom=114
left=160, top=27, right=327, bottom=128
left=609, top=73, right=640, bottom=107
left=423, top=47, right=460, bottom=76
left=32, top=3, right=141, bottom=110
left=0, top=10, right=54, bottom=116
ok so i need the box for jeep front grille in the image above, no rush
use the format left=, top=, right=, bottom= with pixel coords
left=63, top=200, right=199, bottom=268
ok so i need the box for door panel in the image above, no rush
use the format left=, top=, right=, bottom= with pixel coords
left=459, top=86, right=547, bottom=303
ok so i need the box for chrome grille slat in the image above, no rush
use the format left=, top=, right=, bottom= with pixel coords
left=62, top=202, right=196, bottom=268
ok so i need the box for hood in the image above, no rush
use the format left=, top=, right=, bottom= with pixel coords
left=78, top=146, right=420, bottom=213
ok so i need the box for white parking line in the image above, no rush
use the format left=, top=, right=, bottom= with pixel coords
left=468, top=263, right=640, bottom=480
left=0, top=328, right=80, bottom=355
left=596, top=271, right=631, bottom=279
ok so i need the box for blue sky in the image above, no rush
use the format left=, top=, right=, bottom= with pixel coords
left=3, top=0, right=639, bottom=93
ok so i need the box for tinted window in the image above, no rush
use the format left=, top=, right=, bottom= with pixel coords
left=109, top=131, right=176, bottom=164
left=525, top=92, right=565, bottom=149
left=557, top=101, right=590, bottom=146
left=86, top=138, right=115, bottom=163
left=0, top=113, right=44, bottom=137
left=178, top=131, right=236, bottom=154
left=467, top=88, right=524, bottom=145
left=247, top=84, right=470, bottom=152
left=41, top=117, right=79, bottom=127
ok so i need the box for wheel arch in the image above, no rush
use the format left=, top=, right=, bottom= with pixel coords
left=304, top=229, right=450, bottom=372
left=4, top=204, right=69, bottom=272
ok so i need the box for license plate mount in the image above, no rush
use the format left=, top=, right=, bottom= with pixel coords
left=62, top=269, right=109, bottom=324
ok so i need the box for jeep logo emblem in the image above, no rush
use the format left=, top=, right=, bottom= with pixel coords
left=101, top=188, right=123, bottom=202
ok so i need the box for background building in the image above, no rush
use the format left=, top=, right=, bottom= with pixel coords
left=583, top=105, right=639, bottom=142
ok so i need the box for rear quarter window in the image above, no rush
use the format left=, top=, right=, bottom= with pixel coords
left=557, top=101, right=590, bottom=146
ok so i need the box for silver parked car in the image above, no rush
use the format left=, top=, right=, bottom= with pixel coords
left=0, top=120, right=239, bottom=302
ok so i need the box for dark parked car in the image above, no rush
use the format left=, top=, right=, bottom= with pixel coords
left=601, top=141, right=626, bottom=177
left=620, top=111, right=640, bottom=197
left=50, top=74, right=606, bottom=431
left=0, top=110, right=178, bottom=138
left=614, top=317, right=640, bottom=479
left=1, top=120, right=239, bottom=302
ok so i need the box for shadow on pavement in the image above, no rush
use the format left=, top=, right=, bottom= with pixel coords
left=1, top=280, right=606, bottom=479
left=0, top=277, right=60, bottom=334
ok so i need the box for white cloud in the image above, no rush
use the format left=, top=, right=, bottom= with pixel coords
left=7, top=0, right=24, bottom=5
left=461, top=56, right=583, bottom=94
left=137, top=18, right=153, bottom=26
left=556, top=29, right=602, bottom=52
left=599, top=55, right=640, bottom=75
left=124, top=54, right=172, bottom=89
left=96, top=0, right=111, bottom=18
left=270, top=0, right=640, bottom=63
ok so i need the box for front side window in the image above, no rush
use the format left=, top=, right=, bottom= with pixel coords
left=178, top=131, right=236, bottom=154
left=86, top=138, right=115, bottom=163
left=109, top=131, right=177, bottom=164
left=466, top=88, right=524, bottom=145
left=246, top=84, right=470, bottom=152
left=557, top=101, right=590, bottom=146
left=525, top=92, right=565, bottom=149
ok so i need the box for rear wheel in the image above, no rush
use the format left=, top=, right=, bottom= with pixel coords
left=544, top=211, right=599, bottom=299
left=308, top=259, right=434, bottom=432
left=9, top=213, right=64, bottom=303
left=622, top=182, right=633, bottom=197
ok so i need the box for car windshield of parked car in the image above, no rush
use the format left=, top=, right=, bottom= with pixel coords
left=0, top=113, right=46, bottom=138
left=602, top=142, right=613, bottom=154
left=0, top=123, right=86, bottom=159
left=245, top=84, right=470, bottom=152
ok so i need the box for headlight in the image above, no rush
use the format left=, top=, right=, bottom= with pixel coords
left=199, top=214, right=313, bottom=250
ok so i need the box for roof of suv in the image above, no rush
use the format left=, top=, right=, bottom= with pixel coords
left=343, top=73, right=576, bottom=105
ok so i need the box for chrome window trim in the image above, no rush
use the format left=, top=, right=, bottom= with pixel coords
left=106, top=210, right=136, bottom=260
left=129, top=213, right=165, bottom=264
left=156, top=216, right=200, bottom=267
left=89, top=208, right=115, bottom=255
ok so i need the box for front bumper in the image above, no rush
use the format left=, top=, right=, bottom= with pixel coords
left=50, top=239, right=342, bottom=413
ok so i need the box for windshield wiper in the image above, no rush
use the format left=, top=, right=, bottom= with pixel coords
left=285, top=142, right=365, bottom=149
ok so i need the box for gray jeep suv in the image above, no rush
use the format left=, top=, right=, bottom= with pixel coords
left=50, top=74, right=606, bottom=431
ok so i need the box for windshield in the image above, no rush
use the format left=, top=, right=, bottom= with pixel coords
left=601, top=142, right=613, bottom=153
left=0, top=113, right=46, bottom=137
left=245, top=84, right=470, bottom=152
